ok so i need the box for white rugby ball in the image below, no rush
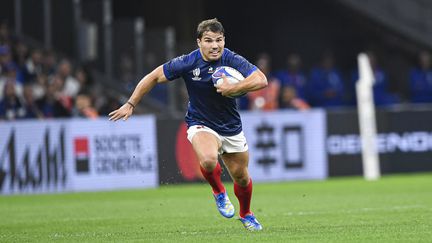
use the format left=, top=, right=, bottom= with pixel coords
left=211, top=66, right=246, bottom=98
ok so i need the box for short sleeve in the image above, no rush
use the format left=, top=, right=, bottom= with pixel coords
left=224, top=50, right=257, bottom=78
left=163, top=55, right=190, bottom=81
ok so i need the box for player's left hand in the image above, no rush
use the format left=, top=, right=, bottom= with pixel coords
left=108, top=102, right=134, bottom=121
left=215, top=74, right=237, bottom=97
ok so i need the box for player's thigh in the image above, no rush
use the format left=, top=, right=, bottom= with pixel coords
left=191, top=131, right=221, bottom=163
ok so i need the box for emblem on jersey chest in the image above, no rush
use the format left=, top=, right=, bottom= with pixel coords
left=192, top=68, right=201, bottom=81
left=208, top=66, right=214, bottom=73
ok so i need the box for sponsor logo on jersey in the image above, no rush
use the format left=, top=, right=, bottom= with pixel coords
left=208, top=66, right=214, bottom=73
left=192, top=68, right=201, bottom=81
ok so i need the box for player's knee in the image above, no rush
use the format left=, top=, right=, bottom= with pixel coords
left=200, top=155, right=218, bottom=170
left=231, top=168, right=249, bottom=185
left=233, top=176, right=249, bottom=186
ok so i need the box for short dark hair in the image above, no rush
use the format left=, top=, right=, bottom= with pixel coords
left=196, top=18, right=224, bottom=39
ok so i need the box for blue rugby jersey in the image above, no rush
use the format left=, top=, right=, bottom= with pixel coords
left=163, top=48, right=257, bottom=136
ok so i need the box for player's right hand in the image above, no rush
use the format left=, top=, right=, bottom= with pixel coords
left=108, top=103, right=134, bottom=121
left=215, top=74, right=236, bottom=97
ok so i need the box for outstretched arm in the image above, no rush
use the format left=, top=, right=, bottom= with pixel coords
left=109, top=65, right=168, bottom=121
left=215, top=69, right=268, bottom=97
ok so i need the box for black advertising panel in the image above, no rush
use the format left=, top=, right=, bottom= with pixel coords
left=327, top=108, right=432, bottom=176
left=383, top=110, right=432, bottom=172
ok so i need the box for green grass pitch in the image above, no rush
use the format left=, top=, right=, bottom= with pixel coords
left=1, top=173, right=431, bottom=242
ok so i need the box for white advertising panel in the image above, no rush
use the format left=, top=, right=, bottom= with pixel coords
left=241, top=109, right=327, bottom=182
left=68, top=117, right=158, bottom=191
left=0, top=120, right=69, bottom=194
left=0, top=116, right=158, bottom=194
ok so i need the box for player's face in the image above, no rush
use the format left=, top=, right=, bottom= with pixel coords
left=197, top=31, right=225, bottom=61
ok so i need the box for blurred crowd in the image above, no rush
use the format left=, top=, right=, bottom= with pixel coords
left=2, top=19, right=432, bottom=121
left=0, top=22, right=121, bottom=121
left=239, top=50, right=432, bottom=111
